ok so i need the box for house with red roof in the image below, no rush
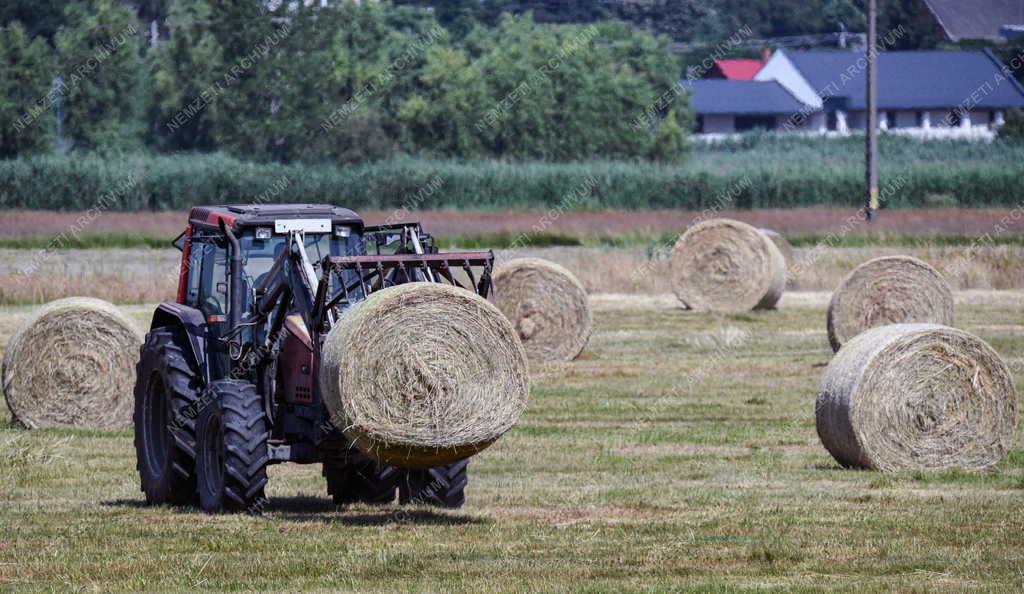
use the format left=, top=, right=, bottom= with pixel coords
left=706, top=59, right=765, bottom=80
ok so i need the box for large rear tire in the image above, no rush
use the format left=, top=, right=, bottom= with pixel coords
left=323, top=452, right=398, bottom=505
left=398, top=460, right=469, bottom=509
left=134, top=328, right=201, bottom=506
left=196, top=380, right=270, bottom=513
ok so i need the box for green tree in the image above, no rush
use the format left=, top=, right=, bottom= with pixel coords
left=402, top=14, right=689, bottom=161
left=193, top=0, right=279, bottom=158
left=272, top=1, right=435, bottom=163
left=148, top=0, right=223, bottom=151
left=0, top=22, right=54, bottom=157
left=397, top=44, right=490, bottom=157
left=211, top=1, right=444, bottom=163
left=0, top=0, right=71, bottom=42
left=55, top=0, right=143, bottom=152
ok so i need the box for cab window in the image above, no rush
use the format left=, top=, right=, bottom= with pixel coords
left=187, top=239, right=228, bottom=319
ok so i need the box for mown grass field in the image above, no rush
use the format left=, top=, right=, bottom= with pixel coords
left=1, top=291, right=1022, bottom=592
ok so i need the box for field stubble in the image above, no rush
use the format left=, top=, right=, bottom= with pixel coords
left=1, top=244, right=1022, bottom=305
left=0, top=288, right=1022, bottom=591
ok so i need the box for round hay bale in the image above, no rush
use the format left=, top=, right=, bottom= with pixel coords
left=815, top=323, right=1019, bottom=471
left=319, top=282, right=530, bottom=468
left=492, top=258, right=591, bottom=362
left=1, top=297, right=143, bottom=429
left=759, top=228, right=794, bottom=269
left=670, top=218, right=786, bottom=312
left=827, top=255, right=953, bottom=352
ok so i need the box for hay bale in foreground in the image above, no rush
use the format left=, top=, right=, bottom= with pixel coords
left=827, top=255, right=953, bottom=352
left=670, top=218, right=786, bottom=312
left=816, top=323, right=1018, bottom=471
left=759, top=228, right=794, bottom=269
left=319, top=283, right=529, bottom=468
left=492, top=258, right=591, bottom=362
left=1, top=297, right=143, bottom=429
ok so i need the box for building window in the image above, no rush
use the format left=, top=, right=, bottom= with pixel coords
left=915, top=111, right=924, bottom=126
left=695, top=115, right=704, bottom=133
left=827, top=111, right=837, bottom=131
left=948, top=110, right=961, bottom=127
left=886, top=112, right=896, bottom=129
left=735, top=115, right=775, bottom=132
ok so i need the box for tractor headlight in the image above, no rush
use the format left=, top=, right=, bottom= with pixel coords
left=255, top=227, right=273, bottom=240
left=334, top=226, right=352, bottom=238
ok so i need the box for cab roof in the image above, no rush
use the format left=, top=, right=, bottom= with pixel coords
left=188, top=204, right=363, bottom=231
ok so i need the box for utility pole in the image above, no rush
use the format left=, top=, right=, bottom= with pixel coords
left=865, top=0, right=878, bottom=221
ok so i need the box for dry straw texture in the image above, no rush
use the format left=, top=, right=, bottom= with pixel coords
left=319, top=282, right=529, bottom=468
left=670, top=218, right=786, bottom=312
left=816, top=323, right=1018, bottom=471
left=1, top=297, right=143, bottom=428
left=492, top=258, right=592, bottom=362
left=759, top=228, right=794, bottom=269
left=827, top=255, right=953, bottom=352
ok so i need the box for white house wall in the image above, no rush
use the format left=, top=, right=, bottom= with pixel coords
left=754, top=50, right=823, bottom=108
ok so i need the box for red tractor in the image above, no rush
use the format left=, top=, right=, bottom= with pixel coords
left=134, top=204, right=494, bottom=512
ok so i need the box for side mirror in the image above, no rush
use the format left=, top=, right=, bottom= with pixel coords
left=172, top=231, right=187, bottom=252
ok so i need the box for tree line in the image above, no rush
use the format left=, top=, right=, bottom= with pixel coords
left=0, top=0, right=690, bottom=163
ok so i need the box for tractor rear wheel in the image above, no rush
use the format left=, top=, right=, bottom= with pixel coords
left=134, top=328, right=201, bottom=506
left=398, top=460, right=469, bottom=509
left=196, top=380, right=270, bottom=513
left=323, top=452, right=398, bottom=505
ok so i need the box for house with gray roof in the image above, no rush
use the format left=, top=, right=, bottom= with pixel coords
left=685, top=48, right=1024, bottom=137
left=682, top=80, right=813, bottom=133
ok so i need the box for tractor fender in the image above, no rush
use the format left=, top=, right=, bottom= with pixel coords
left=150, top=302, right=210, bottom=384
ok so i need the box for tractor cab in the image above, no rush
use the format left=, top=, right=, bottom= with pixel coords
left=177, top=205, right=363, bottom=317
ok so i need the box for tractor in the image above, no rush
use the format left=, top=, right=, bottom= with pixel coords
left=134, top=204, right=494, bottom=513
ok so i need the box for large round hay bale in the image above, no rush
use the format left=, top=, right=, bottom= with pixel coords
left=1, top=297, right=143, bottom=429
left=816, top=323, right=1018, bottom=471
left=759, top=228, right=794, bottom=269
left=670, top=218, right=786, bottom=312
left=319, top=282, right=529, bottom=468
left=827, top=255, right=953, bottom=352
left=492, top=258, right=591, bottom=362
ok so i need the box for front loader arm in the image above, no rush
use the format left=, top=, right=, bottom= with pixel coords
left=247, top=232, right=325, bottom=369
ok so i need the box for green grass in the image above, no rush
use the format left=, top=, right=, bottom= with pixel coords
left=0, top=233, right=171, bottom=250
left=4, top=230, right=1022, bottom=252
left=1, top=294, right=1022, bottom=591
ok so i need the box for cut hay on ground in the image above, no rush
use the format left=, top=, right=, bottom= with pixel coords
left=670, top=218, right=786, bottom=312
left=759, top=228, right=794, bottom=269
left=492, top=258, right=591, bottom=362
left=826, top=255, right=953, bottom=352
left=1, top=297, right=143, bottom=429
left=319, top=282, right=529, bottom=468
left=816, top=323, right=1018, bottom=471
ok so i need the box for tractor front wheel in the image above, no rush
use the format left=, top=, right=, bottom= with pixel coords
left=134, top=328, right=201, bottom=506
left=196, top=380, right=270, bottom=513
